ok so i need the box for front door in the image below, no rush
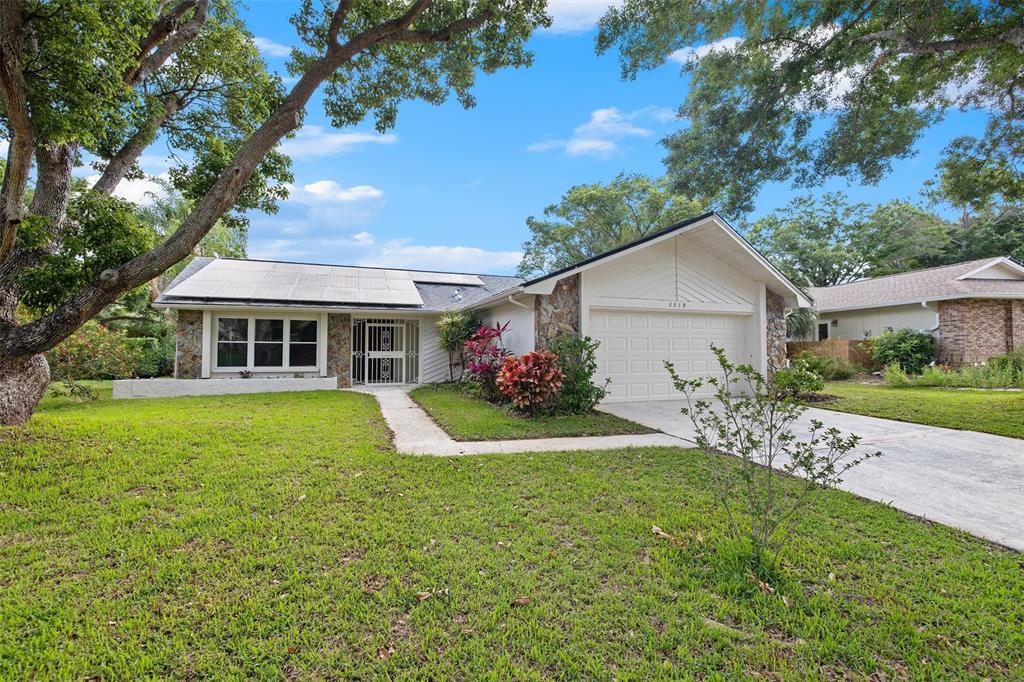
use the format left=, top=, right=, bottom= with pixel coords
left=366, top=321, right=405, bottom=384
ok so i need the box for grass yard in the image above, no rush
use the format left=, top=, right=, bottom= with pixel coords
left=409, top=383, right=652, bottom=440
left=1, top=389, right=1022, bottom=679
left=823, top=382, right=1024, bottom=439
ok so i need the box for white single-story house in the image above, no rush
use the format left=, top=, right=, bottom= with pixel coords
left=146, top=212, right=810, bottom=401
left=806, top=257, right=1024, bottom=365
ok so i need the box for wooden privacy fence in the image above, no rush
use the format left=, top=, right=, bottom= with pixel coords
left=786, top=339, right=876, bottom=368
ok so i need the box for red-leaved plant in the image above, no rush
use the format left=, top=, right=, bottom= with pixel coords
left=464, top=321, right=511, bottom=400
left=496, top=350, right=564, bottom=414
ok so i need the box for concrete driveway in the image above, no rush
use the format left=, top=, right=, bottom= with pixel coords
left=599, top=400, right=1024, bottom=551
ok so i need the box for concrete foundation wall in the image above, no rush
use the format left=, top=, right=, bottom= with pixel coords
left=113, top=377, right=337, bottom=399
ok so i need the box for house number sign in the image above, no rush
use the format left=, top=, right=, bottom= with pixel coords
left=666, top=301, right=688, bottom=309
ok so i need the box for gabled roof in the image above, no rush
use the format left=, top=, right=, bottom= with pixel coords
left=521, top=211, right=813, bottom=308
left=155, top=256, right=523, bottom=312
left=810, top=257, right=1024, bottom=312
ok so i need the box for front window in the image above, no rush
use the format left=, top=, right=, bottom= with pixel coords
left=254, top=319, right=284, bottom=367
left=214, top=316, right=319, bottom=370
left=217, top=318, right=248, bottom=367
left=289, top=319, right=318, bottom=367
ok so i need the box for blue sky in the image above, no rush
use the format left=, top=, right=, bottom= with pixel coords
left=110, top=1, right=987, bottom=275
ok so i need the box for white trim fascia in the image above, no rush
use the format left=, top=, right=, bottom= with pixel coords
left=817, top=292, right=1024, bottom=313
left=200, top=310, right=212, bottom=378
left=157, top=302, right=437, bottom=317
left=318, top=311, right=329, bottom=377
left=955, top=257, right=1024, bottom=281
left=463, top=285, right=526, bottom=311
left=756, top=281, right=768, bottom=376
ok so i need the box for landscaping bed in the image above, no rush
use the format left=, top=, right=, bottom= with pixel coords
left=410, top=382, right=652, bottom=441
left=821, top=382, right=1024, bottom=439
left=1, top=389, right=1021, bottom=678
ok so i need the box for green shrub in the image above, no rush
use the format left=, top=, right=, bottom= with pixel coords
left=773, top=359, right=824, bottom=399
left=46, top=321, right=137, bottom=381
left=988, top=345, right=1024, bottom=376
left=124, top=336, right=172, bottom=378
left=793, top=351, right=856, bottom=381
left=883, top=352, right=1024, bottom=389
left=881, top=363, right=912, bottom=387
left=548, top=335, right=610, bottom=414
left=871, top=328, right=934, bottom=374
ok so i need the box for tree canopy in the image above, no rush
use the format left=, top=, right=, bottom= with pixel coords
left=0, top=0, right=549, bottom=424
left=517, top=173, right=704, bottom=277
left=597, top=1, right=1024, bottom=216
left=744, top=192, right=1023, bottom=288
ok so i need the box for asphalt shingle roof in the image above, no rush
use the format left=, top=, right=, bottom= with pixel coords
left=809, top=258, right=1024, bottom=311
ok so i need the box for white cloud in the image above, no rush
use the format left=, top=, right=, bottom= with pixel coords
left=249, top=231, right=521, bottom=274
left=358, top=240, right=523, bottom=272
left=83, top=172, right=169, bottom=205
left=0, top=139, right=8, bottom=157
left=544, top=1, right=621, bottom=33
left=254, top=37, right=292, bottom=58
left=668, top=36, right=743, bottom=65
left=279, top=126, right=397, bottom=159
left=288, top=180, right=384, bottom=204
left=527, top=106, right=672, bottom=158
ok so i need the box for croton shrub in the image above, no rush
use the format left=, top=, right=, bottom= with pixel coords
left=496, top=350, right=565, bottom=414
left=464, top=322, right=511, bottom=400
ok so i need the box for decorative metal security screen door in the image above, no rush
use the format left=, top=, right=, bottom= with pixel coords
left=366, top=320, right=405, bottom=384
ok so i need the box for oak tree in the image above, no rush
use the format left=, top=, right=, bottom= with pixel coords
left=597, top=1, right=1024, bottom=216
left=517, top=172, right=704, bottom=277
left=0, top=0, right=548, bottom=424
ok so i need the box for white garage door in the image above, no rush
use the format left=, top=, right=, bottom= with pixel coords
left=589, top=308, right=749, bottom=402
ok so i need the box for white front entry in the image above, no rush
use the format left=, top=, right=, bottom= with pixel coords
left=351, top=318, right=420, bottom=385
left=589, top=308, right=749, bottom=402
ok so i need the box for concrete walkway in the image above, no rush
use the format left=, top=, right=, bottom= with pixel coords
left=600, top=400, right=1024, bottom=551
left=351, top=386, right=1022, bottom=550
left=351, top=386, right=684, bottom=456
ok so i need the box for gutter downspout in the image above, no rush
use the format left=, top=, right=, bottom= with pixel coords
left=922, top=301, right=940, bottom=332
left=507, top=293, right=531, bottom=311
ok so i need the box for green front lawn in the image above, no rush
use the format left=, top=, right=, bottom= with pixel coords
left=410, top=383, right=652, bottom=440
left=1, top=389, right=1022, bottom=678
left=823, top=382, right=1024, bottom=439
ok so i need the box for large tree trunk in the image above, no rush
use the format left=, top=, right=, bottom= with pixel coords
left=0, top=353, right=49, bottom=426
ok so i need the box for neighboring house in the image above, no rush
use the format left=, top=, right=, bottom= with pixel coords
left=807, top=257, right=1024, bottom=365
left=154, top=212, right=810, bottom=401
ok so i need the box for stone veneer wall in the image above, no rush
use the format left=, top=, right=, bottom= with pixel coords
left=327, top=313, right=352, bottom=388
left=174, top=310, right=203, bottom=379
left=937, top=298, right=1021, bottom=365
left=534, top=274, right=580, bottom=349
left=765, top=290, right=788, bottom=374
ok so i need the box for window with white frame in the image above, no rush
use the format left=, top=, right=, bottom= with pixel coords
left=215, top=316, right=319, bottom=370
left=217, top=317, right=248, bottom=367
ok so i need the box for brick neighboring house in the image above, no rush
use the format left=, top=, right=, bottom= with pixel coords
left=806, top=257, right=1024, bottom=365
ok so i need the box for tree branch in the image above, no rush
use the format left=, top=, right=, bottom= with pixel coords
left=854, top=26, right=1024, bottom=55
left=2, top=0, right=498, bottom=356
left=0, top=0, right=34, bottom=262
left=124, top=0, right=209, bottom=85
left=92, top=97, right=182, bottom=196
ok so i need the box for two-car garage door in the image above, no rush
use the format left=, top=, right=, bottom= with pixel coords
left=589, top=308, right=749, bottom=401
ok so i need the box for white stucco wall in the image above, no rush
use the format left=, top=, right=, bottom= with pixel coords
left=478, top=297, right=536, bottom=356
left=817, top=303, right=939, bottom=340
